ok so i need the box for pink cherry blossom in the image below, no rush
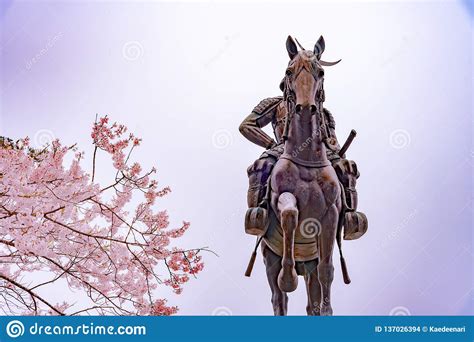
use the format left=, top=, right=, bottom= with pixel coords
left=0, top=117, right=207, bottom=315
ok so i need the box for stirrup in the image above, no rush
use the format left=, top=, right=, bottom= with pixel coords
left=343, top=211, right=368, bottom=240
left=245, top=207, right=269, bottom=236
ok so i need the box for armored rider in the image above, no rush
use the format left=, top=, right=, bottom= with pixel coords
left=239, top=77, right=367, bottom=240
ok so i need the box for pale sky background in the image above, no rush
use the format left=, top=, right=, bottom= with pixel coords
left=1, top=0, right=472, bottom=315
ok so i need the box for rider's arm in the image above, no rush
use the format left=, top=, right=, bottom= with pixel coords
left=239, top=109, right=277, bottom=149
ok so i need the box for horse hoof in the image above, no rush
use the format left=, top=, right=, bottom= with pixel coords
left=320, top=307, right=333, bottom=316
left=277, top=268, right=298, bottom=293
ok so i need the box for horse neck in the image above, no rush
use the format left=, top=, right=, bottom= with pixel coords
left=284, top=104, right=328, bottom=165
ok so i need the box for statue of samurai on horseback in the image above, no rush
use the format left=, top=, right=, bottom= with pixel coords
left=240, top=35, right=368, bottom=316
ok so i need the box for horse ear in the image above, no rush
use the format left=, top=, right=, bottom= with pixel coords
left=286, top=36, right=298, bottom=60
left=314, top=35, right=325, bottom=59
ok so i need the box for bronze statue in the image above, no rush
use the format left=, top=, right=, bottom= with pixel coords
left=240, top=36, right=368, bottom=316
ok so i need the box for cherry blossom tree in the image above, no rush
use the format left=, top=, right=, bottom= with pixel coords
left=0, top=116, right=207, bottom=315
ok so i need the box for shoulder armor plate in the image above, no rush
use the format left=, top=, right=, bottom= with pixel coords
left=323, top=108, right=336, bottom=129
left=252, top=97, right=283, bottom=116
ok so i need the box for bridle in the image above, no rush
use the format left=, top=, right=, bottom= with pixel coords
left=281, top=60, right=325, bottom=142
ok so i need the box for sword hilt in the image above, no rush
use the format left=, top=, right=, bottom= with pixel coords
left=339, top=129, right=357, bottom=157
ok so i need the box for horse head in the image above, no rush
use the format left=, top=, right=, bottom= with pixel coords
left=282, top=35, right=340, bottom=117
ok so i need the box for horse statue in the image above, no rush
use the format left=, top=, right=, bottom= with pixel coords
left=240, top=35, right=367, bottom=316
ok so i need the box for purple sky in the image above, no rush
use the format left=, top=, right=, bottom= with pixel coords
left=0, top=0, right=472, bottom=315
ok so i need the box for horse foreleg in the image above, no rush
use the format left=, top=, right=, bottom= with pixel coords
left=277, top=192, right=298, bottom=293
left=318, top=203, right=339, bottom=316
left=262, top=241, right=288, bottom=315
left=304, top=259, right=321, bottom=315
